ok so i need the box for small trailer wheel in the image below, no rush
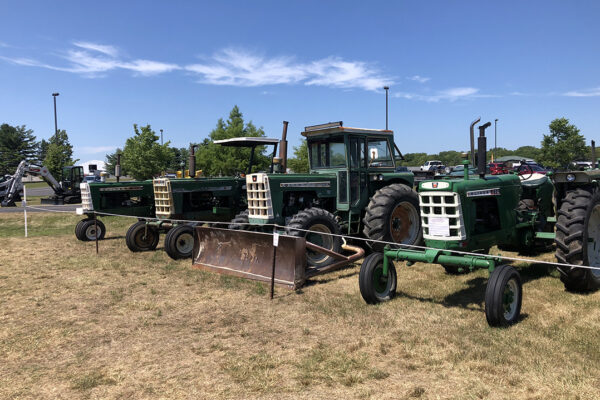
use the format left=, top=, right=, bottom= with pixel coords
left=164, top=224, right=195, bottom=260
left=359, top=252, right=397, bottom=304
left=76, top=219, right=106, bottom=241
left=126, top=221, right=160, bottom=252
left=485, top=265, right=522, bottom=327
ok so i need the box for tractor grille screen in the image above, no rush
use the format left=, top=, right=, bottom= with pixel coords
left=80, top=183, right=93, bottom=211
left=419, top=191, right=466, bottom=240
left=153, top=178, right=174, bottom=219
left=246, top=173, right=274, bottom=219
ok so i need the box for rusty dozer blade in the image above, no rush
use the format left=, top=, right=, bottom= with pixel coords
left=192, top=226, right=366, bottom=290
left=192, top=226, right=307, bottom=289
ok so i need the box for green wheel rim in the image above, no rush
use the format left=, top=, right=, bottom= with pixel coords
left=503, top=278, right=519, bottom=321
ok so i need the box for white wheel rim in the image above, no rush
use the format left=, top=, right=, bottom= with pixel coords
left=175, top=232, right=194, bottom=254
left=85, top=225, right=99, bottom=240
left=503, top=278, right=519, bottom=321
left=587, top=205, right=600, bottom=277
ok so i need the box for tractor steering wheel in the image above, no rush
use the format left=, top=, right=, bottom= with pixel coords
left=517, top=164, right=534, bottom=180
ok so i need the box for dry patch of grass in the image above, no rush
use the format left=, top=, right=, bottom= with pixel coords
left=1, top=213, right=600, bottom=399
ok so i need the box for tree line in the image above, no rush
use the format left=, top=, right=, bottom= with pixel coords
left=0, top=112, right=589, bottom=181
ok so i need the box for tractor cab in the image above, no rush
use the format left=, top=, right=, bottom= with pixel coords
left=302, top=121, right=411, bottom=214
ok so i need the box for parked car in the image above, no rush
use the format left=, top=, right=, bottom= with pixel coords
left=515, top=163, right=548, bottom=175
left=421, top=160, right=445, bottom=172
left=83, top=175, right=102, bottom=183
left=488, top=162, right=509, bottom=175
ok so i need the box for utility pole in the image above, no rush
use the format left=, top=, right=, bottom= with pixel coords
left=160, top=129, right=164, bottom=145
left=383, top=86, right=390, bottom=130
left=52, top=92, right=60, bottom=138
left=494, top=119, right=498, bottom=161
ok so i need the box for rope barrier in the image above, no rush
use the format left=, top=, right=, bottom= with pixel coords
left=20, top=205, right=600, bottom=272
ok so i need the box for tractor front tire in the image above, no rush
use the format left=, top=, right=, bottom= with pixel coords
left=363, top=183, right=422, bottom=252
left=359, top=252, right=397, bottom=304
left=228, top=210, right=250, bottom=230
left=555, top=187, right=600, bottom=292
left=76, top=219, right=106, bottom=241
left=485, top=264, right=522, bottom=327
left=126, top=221, right=160, bottom=252
left=287, top=208, right=342, bottom=268
left=164, top=224, right=195, bottom=260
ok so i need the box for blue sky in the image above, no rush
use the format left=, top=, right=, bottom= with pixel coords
left=1, top=1, right=600, bottom=162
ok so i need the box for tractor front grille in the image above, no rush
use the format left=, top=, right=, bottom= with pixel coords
left=80, top=182, right=93, bottom=211
left=246, top=173, right=274, bottom=220
left=153, top=178, right=174, bottom=218
left=419, top=191, right=466, bottom=240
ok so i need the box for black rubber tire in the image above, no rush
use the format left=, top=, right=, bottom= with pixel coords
left=75, top=218, right=91, bottom=241
left=485, top=265, right=522, bottom=327
left=359, top=252, right=397, bottom=304
left=126, top=221, right=160, bottom=252
left=228, top=210, right=250, bottom=230
left=76, top=219, right=106, bottom=241
left=164, top=224, right=195, bottom=260
left=362, top=183, right=422, bottom=252
left=287, top=208, right=342, bottom=268
left=555, top=187, right=600, bottom=292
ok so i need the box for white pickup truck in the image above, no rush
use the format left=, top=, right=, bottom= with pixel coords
left=420, top=160, right=445, bottom=172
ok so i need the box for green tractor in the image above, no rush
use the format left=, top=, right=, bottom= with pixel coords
left=125, top=135, right=281, bottom=259
left=75, top=180, right=156, bottom=241
left=358, top=122, right=558, bottom=327
left=231, top=121, right=422, bottom=269
left=551, top=140, right=600, bottom=291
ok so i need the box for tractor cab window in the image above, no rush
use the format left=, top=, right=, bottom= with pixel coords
left=350, top=138, right=367, bottom=168
left=309, top=140, right=347, bottom=169
left=367, top=139, right=394, bottom=167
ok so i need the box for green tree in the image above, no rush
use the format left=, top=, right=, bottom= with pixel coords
left=37, top=139, right=50, bottom=163
left=287, top=140, right=309, bottom=173
left=121, top=124, right=173, bottom=180
left=196, top=106, right=268, bottom=176
left=43, top=130, right=77, bottom=178
left=0, top=124, right=38, bottom=175
left=168, top=146, right=191, bottom=172
left=540, top=118, right=586, bottom=169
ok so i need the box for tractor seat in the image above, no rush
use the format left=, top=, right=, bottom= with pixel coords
left=519, top=172, right=549, bottom=187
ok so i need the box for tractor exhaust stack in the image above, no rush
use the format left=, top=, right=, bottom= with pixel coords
left=470, top=117, right=481, bottom=166
left=279, top=121, right=289, bottom=173
left=478, top=122, right=491, bottom=178
left=189, top=144, right=197, bottom=178
left=592, top=140, right=596, bottom=169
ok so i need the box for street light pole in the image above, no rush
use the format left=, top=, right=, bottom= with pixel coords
left=160, top=129, right=164, bottom=145
left=52, top=92, right=60, bottom=138
left=383, top=86, right=390, bottom=130
left=494, top=119, right=498, bottom=161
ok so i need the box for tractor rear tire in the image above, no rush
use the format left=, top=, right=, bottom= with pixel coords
left=164, top=224, right=195, bottom=260
left=363, top=183, right=422, bottom=252
left=555, top=187, right=600, bottom=292
left=126, top=221, right=160, bottom=252
left=287, top=208, right=342, bottom=268
left=485, top=264, right=522, bottom=327
left=76, top=219, right=106, bottom=241
left=359, top=252, right=397, bottom=304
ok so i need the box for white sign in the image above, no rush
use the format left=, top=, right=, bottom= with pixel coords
left=273, top=232, right=279, bottom=247
left=429, top=217, right=450, bottom=237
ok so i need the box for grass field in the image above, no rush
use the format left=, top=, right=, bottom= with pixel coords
left=1, top=213, right=599, bottom=399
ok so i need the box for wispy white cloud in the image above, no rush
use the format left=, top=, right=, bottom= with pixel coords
left=79, top=145, right=118, bottom=154
left=185, top=48, right=392, bottom=91
left=563, top=87, right=600, bottom=97
left=407, top=75, right=430, bottom=83
left=394, top=87, right=484, bottom=102
left=0, top=41, right=9, bottom=48
left=1, top=41, right=179, bottom=77
left=73, top=41, right=118, bottom=57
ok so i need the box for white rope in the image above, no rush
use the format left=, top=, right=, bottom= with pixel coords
left=20, top=205, right=600, bottom=272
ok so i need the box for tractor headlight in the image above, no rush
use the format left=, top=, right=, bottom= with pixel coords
left=378, top=174, right=384, bottom=181
left=566, top=173, right=576, bottom=182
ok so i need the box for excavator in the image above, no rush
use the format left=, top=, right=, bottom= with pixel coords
left=0, top=160, right=84, bottom=207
